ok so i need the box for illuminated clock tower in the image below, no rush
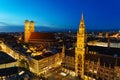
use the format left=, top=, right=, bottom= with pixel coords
left=75, top=13, right=86, bottom=79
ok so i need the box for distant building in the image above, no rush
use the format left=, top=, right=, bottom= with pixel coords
left=88, top=37, right=120, bottom=48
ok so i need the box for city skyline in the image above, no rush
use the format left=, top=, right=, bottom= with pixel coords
left=0, top=0, right=120, bottom=32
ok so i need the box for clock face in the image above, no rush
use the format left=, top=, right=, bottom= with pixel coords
left=78, top=55, right=82, bottom=59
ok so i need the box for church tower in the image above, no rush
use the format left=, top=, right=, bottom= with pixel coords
left=30, top=21, right=35, bottom=32
left=24, top=20, right=30, bottom=43
left=75, top=13, right=86, bottom=79
left=62, top=44, right=65, bottom=60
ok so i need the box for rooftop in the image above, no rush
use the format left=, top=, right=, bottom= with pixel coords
left=88, top=45, right=120, bottom=57
left=32, top=52, right=55, bottom=60
left=29, top=32, right=55, bottom=41
left=0, top=51, right=16, bottom=64
left=85, top=53, right=120, bottom=68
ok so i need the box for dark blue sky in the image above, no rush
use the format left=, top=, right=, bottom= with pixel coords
left=0, top=0, right=120, bottom=32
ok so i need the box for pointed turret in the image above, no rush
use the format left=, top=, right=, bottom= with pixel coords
left=62, top=44, right=65, bottom=59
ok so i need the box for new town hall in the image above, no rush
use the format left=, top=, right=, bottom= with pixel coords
left=61, top=14, right=120, bottom=80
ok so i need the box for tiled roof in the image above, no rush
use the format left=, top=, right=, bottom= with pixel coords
left=29, top=32, right=55, bottom=40
left=0, top=51, right=16, bottom=64
left=32, top=52, right=55, bottom=60
left=85, top=54, right=120, bottom=68
left=88, top=46, right=120, bottom=56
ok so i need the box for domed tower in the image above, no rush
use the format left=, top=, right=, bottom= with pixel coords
left=30, top=21, right=35, bottom=32
left=24, top=20, right=30, bottom=43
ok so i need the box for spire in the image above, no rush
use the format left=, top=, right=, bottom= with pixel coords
left=62, top=44, right=65, bottom=53
left=81, top=12, right=84, bottom=21
left=62, top=44, right=65, bottom=59
left=78, top=12, right=85, bottom=32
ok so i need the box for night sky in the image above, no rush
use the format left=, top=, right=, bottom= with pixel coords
left=0, top=0, right=120, bottom=32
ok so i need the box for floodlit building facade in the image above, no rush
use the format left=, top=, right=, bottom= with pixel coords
left=0, top=13, right=120, bottom=80
left=29, top=52, right=62, bottom=75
